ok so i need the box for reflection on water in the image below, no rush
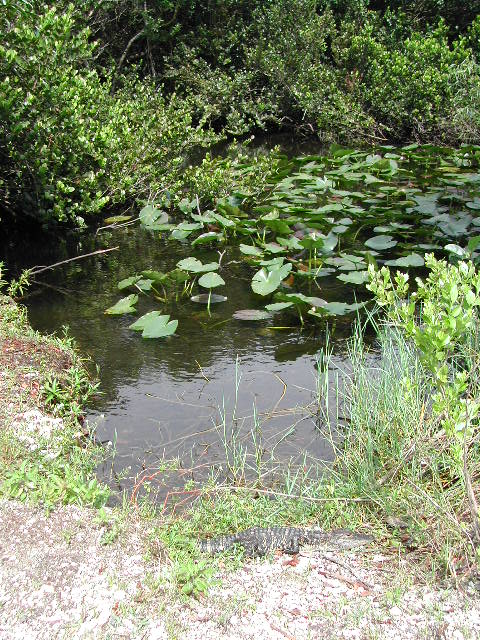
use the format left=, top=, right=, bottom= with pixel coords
left=19, top=226, right=356, bottom=495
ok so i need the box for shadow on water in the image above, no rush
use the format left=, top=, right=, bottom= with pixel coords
left=7, top=223, right=361, bottom=499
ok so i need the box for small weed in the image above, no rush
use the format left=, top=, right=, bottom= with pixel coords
left=172, top=556, right=218, bottom=598
left=61, top=529, right=75, bottom=545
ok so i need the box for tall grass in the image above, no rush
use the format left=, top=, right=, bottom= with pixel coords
left=324, top=319, right=479, bottom=575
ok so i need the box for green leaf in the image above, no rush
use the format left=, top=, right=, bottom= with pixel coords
left=191, top=294, right=227, bottom=304
left=118, top=276, right=141, bottom=290
left=105, top=294, right=138, bottom=315
left=385, top=253, right=425, bottom=268
left=337, top=271, right=369, bottom=285
left=103, top=215, right=132, bottom=224
left=239, top=244, right=263, bottom=256
left=265, top=302, right=294, bottom=312
left=177, top=257, right=219, bottom=273
left=191, top=232, right=223, bottom=246
left=129, top=311, right=166, bottom=331
left=251, top=268, right=283, bottom=296
left=364, top=235, right=397, bottom=251
left=139, top=205, right=169, bottom=230
left=467, top=236, right=480, bottom=253
left=142, top=316, right=178, bottom=339
left=198, top=272, right=225, bottom=289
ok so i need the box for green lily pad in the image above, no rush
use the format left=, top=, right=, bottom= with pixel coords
left=198, top=272, right=225, bottom=288
left=265, top=302, right=294, bottom=312
left=118, top=276, right=141, bottom=290
left=337, top=271, right=369, bottom=285
left=177, top=257, right=219, bottom=273
left=385, top=253, right=425, bottom=268
left=251, top=263, right=292, bottom=296
left=139, top=205, right=169, bottom=230
left=141, top=270, right=167, bottom=282
left=364, top=235, right=398, bottom=251
left=105, top=294, right=138, bottom=315
left=191, top=232, right=223, bottom=246
left=136, top=278, right=154, bottom=291
left=103, top=215, right=132, bottom=225
left=142, top=316, right=178, bottom=339
left=129, top=311, right=166, bottom=331
left=239, top=244, right=263, bottom=256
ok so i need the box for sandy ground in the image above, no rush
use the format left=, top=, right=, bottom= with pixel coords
left=0, top=500, right=479, bottom=640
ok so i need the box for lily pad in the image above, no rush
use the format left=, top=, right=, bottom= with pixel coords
left=364, top=235, right=398, bottom=251
left=233, top=310, right=272, bottom=321
left=139, top=205, right=169, bottom=230
left=118, top=276, right=141, bottom=290
left=191, top=232, right=223, bottom=246
left=105, top=294, right=138, bottom=315
left=265, top=302, right=294, bottom=312
left=251, top=263, right=292, bottom=296
left=337, top=271, right=369, bottom=285
left=191, top=294, right=227, bottom=304
left=141, top=270, right=167, bottom=282
left=239, top=244, right=263, bottom=256
left=103, top=215, right=132, bottom=225
left=198, top=272, right=225, bottom=288
left=177, top=257, right=219, bottom=273
left=385, top=253, right=425, bottom=268
left=129, top=311, right=166, bottom=331
left=142, top=316, right=178, bottom=339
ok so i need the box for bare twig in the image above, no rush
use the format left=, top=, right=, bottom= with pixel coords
left=111, top=30, right=144, bottom=93
left=29, top=247, right=119, bottom=276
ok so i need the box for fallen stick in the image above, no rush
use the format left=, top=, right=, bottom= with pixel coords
left=29, top=247, right=119, bottom=276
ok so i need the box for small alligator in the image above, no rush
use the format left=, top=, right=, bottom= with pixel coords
left=198, top=526, right=373, bottom=558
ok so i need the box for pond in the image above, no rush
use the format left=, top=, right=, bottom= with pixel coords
left=12, top=142, right=480, bottom=499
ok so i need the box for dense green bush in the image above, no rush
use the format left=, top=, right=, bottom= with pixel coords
left=0, top=3, right=218, bottom=225
left=335, top=21, right=475, bottom=139
left=3, top=1, right=480, bottom=226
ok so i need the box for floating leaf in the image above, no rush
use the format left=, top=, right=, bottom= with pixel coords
left=191, top=232, right=223, bottom=246
left=337, top=271, right=369, bottom=285
left=118, top=276, right=141, bottom=290
left=239, top=244, right=263, bottom=256
left=103, top=215, right=132, bottom=225
left=141, top=270, right=167, bottom=282
left=129, top=311, right=165, bottom=331
left=136, top=278, right=154, bottom=291
left=191, top=294, right=227, bottom=304
left=385, top=253, right=425, bottom=268
left=177, top=257, right=219, bottom=273
left=105, top=294, right=138, bottom=315
left=265, top=302, right=294, bottom=312
left=233, top=309, right=272, bottom=321
left=364, top=235, right=397, bottom=251
left=251, top=263, right=292, bottom=296
left=139, top=205, right=169, bottom=230
left=142, top=316, right=178, bottom=339
left=308, top=301, right=367, bottom=317
left=198, top=272, right=225, bottom=288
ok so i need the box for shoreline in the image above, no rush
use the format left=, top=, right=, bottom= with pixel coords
left=1, top=294, right=480, bottom=639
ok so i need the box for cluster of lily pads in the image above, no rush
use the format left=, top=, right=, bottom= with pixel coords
left=105, top=143, right=480, bottom=338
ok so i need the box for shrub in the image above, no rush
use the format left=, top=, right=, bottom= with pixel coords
left=335, top=20, right=473, bottom=139
left=0, top=3, right=219, bottom=226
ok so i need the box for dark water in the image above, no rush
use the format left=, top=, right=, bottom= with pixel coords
left=18, top=225, right=357, bottom=495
